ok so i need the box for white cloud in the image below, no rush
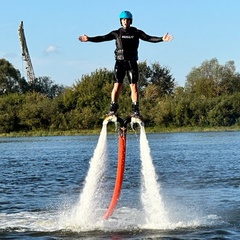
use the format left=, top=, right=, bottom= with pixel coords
left=43, top=45, right=59, bottom=55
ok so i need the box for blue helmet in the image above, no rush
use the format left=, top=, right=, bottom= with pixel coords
left=119, top=11, right=133, bottom=24
left=119, top=11, right=133, bottom=19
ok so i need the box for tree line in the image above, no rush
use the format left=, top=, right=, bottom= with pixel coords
left=0, top=57, right=240, bottom=134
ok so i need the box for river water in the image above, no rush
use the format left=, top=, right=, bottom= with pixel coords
left=0, top=127, right=239, bottom=239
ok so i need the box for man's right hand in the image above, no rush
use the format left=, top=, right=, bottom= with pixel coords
left=78, top=34, right=88, bottom=42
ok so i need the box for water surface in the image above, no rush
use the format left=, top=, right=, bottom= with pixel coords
left=0, top=130, right=239, bottom=239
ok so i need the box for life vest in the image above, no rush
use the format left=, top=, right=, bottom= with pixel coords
left=114, top=27, right=139, bottom=61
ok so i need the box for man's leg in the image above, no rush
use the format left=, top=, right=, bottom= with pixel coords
left=111, top=82, right=122, bottom=102
left=128, top=61, right=140, bottom=116
left=130, top=83, right=138, bottom=103
left=108, top=83, right=122, bottom=115
left=108, top=61, right=125, bottom=115
left=130, top=83, right=140, bottom=116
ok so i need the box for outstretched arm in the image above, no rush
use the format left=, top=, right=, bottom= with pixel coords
left=139, top=30, right=173, bottom=43
left=162, top=32, right=173, bottom=42
left=78, top=32, right=116, bottom=43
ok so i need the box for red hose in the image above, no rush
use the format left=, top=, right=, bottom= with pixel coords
left=102, top=134, right=126, bottom=219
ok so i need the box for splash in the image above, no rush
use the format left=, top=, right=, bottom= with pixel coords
left=67, top=125, right=108, bottom=228
left=65, top=122, right=170, bottom=230
left=59, top=122, right=207, bottom=231
left=139, top=125, right=170, bottom=229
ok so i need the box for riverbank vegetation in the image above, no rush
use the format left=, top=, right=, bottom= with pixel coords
left=1, top=58, right=240, bottom=136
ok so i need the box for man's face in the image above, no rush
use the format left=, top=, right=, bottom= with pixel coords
left=121, top=18, right=131, bottom=29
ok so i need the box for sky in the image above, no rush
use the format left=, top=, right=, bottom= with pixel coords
left=0, top=0, right=240, bottom=87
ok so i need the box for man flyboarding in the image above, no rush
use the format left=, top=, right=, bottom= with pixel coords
left=79, top=11, right=173, bottom=118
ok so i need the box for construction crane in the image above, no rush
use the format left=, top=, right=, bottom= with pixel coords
left=18, top=21, right=35, bottom=82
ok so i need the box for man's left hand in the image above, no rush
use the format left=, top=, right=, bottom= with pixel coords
left=163, top=33, right=173, bottom=42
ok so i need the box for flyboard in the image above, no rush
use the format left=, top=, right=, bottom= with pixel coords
left=102, top=114, right=144, bottom=219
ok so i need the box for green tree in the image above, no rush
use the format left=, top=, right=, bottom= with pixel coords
left=0, top=58, right=28, bottom=94
left=207, top=93, right=240, bottom=126
left=0, top=93, right=23, bottom=133
left=149, top=62, right=175, bottom=96
left=153, top=97, right=173, bottom=127
left=70, top=68, right=115, bottom=128
left=138, top=61, right=151, bottom=96
left=186, top=58, right=240, bottom=97
left=18, top=92, right=59, bottom=130
left=30, top=76, right=65, bottom=98
left=220, top=73, right=240, bottom=94
left=139, top=62, right=176, bottom=125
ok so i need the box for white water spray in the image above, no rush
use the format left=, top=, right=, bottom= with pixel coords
left=139, top=125, right=169, bottom=229
left=70, top=125, right=108, bottom=227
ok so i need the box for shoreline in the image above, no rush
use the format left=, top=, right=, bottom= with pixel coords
left=1, top=125, right=239, bottom=138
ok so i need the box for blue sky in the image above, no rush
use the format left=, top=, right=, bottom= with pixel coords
left=0, top=0, right=240, bottom=87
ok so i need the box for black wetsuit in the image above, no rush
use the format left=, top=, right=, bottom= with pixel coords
left=88, top=27, right=163, bottom=84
